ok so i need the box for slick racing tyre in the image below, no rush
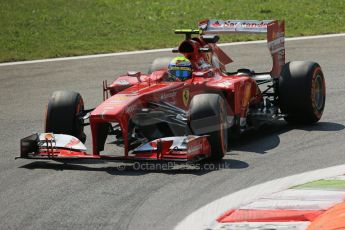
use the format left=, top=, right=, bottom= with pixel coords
left=278, top=61, right=326, bottom=124
left=45, top=91, right=86, bottom=142
left=148, top=57, right=172, bottom=74
left=189, top=94, right=228, bottom=161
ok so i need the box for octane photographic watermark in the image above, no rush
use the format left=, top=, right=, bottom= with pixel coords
left=116, top=161, right=232, bottom=171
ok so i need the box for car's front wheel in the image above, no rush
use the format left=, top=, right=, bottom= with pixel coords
left=45, top=90, right=86, bottom=142
left=189, top=94, right=228, bottom=161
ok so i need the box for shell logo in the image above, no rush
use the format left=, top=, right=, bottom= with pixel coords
left=242, top=82, right=252, bottom=107
left=44, top=133, right=54, bottom=140
left=182, top=89, right=190, bottom=106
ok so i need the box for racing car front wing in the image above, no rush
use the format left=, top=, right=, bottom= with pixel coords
left=19, top=133, right=211, bottom=162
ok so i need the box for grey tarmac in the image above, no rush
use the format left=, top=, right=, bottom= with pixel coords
left=0, top=36, right=345, bottom=230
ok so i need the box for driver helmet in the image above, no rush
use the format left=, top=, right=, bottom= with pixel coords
left=168, top=57, right=192, bottom=81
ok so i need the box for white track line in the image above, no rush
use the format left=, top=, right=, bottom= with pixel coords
left=174, top=164, right=345, bottom=230
left=1, top=33, right=344, bottom=67
left=210, top=221, right=310, bottom=230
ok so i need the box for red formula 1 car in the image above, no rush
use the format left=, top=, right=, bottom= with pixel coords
left=20, top=19, right=326, bottom=162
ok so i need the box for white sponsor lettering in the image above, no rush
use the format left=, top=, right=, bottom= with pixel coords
left=117, top=79, right=130, bottom=85
left=188, top=143, right=202, bottom=154
left=203, top=20, right=274, bottom=33
left=160, top=91, right=177, bottom=100
left=268, top=37, right=285, bottom=54
left=210, top=221, right=310, bottom=230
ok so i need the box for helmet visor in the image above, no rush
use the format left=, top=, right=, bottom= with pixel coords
left=168, top=67, right=192, bottom=80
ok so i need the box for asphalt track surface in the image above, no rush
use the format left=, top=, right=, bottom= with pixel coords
left=1, top=36, right=345, bottom=230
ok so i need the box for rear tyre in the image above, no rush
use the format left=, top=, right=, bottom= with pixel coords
left=278, top=61, right=326, bottom=124
left=148, top=57, right=172, bottom=74
left=45, top=91, right=86, bottom=142
left=189, top=94, right=228, bottom=161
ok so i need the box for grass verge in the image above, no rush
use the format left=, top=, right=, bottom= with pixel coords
left=0, top=0, right=344, bottom=62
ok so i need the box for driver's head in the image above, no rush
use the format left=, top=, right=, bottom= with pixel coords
left=168, top=57, right=192, bottom=81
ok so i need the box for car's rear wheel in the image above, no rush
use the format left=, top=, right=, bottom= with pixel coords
left=278, top=61, right=326, bottom=124
left=45, top=91, right=86, bottom=142
left=189, top=94, right=228, bottom=161
left=148, top=57, right=172, bottom=74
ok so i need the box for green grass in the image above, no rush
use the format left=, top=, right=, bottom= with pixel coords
left=0, top=0, right=344, bottom=62
left=294, top=180, right=345, bottom=190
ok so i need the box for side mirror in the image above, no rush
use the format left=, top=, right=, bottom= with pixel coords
left=127, top=71, right=142, bottom=82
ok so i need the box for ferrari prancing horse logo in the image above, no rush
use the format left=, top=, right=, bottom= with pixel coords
left=182, top=89, right=189, bottom=106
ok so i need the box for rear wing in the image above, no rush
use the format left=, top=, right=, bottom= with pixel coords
left=199, top=19, right=285, bottom=78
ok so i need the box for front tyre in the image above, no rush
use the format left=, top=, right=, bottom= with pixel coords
left=45, top=91, right=86, bottom=142
left=189, top=94, right=228, bottom=161
left=278, top=61, right=326, bottom=124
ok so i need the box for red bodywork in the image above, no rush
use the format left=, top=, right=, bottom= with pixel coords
left=95, top=70, right=259, bottom=155
left=20, top=20, right=285, bottom=162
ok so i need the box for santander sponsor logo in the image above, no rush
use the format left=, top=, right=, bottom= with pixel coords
left=188, top=143, right=202, bottom=154
left=65, top=138, right=80, bottom=148
left=160, top=91, right=177, bottom=100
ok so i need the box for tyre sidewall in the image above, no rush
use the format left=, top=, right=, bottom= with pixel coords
left=45, top=91, right=84, bottom=139
left=279, top=61, right=325, bottom=124
left=189, top=94, right=228, bottom=161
